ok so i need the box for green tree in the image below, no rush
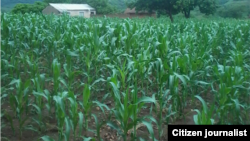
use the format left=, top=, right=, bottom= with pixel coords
left=127, top=0, right=219, bottom=21
left=11, top=4, right=28, bottom=14
left=128, top=0, right=181, bottom=22
left=177, top=0, right=198, bottom=18
left=109, top=0, right=127, bottom=13
left=197, top=0, right=218, bottom=15
left=87, top=0, right=117, bottom=14
left=12, top=1, right=47, bottom=14
left=177, top=0, right=218, bottom=18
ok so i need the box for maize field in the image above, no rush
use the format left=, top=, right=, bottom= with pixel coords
left=1, top=13, right=250, bottom=141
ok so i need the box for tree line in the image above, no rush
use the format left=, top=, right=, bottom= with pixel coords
left=128, top=0, right=218, bottom=22
left=9, top=0, right=219, bottom=21
left=9, top=0, right=250, bottom=21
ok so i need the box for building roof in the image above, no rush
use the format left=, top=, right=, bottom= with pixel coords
left=49, top=3, right=95, bottom=12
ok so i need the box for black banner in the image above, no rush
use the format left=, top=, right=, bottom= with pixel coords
left=168, top=125, right=250, bottom=140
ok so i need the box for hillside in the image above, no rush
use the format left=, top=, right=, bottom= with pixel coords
left=1, top=0, right=42, bottom=12
left=1, top=0, right=42, bottom=7
left=217, top=0, right=250, bottom=18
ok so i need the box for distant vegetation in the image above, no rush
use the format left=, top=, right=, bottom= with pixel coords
left=1, top=0, right=42, bottom=12
left=108, top=0, right=133, bottom=13
left=217, top=0, right=250, bottom=18
left=11, top=1, right=47, bottom=14
left=128, top=0, right=218, bottom=22
left=1, top=0, right=42, bottom=6
left=1, top=0, right=249, bottom=19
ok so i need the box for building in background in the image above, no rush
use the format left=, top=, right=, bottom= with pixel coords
left=42, top=3, right=96, bottom=18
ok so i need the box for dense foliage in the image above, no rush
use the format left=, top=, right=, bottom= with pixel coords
left=1, top=0, right=42, bottom=6
left=1, top=0, right=42, bottom=12
left=108, top=0, right=129, bottom=13
left=128, top=0, right=218, bottom=22
left=3, top=0, right=249, bottom=19
left=197, top=0, right=218, bottom=15
left=1, top=13, right=250, bottom=141
left=11, top=1, right=47, bottom=14
left=178, top=0, right=197, bottom=18
left=86, top=0, right=117, bottom=14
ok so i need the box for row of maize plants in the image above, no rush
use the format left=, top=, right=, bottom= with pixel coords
left=1, top=13, right=250, bottom=141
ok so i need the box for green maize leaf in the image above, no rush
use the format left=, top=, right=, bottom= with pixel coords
left=24, top=125, right=39, bottom=133
left=173, top=72, right=189, bottom=86
left=195, top=95, right=208, bottom=114
left=41, top=136, right=55, bottom=141
left=107, top=121, right=123, bottom=135
left=78, top=112, right=84, bottom=137
left=193, top=109, right=202, bottom=124
left=83, top=84, right=91, bottom=108
left=81, top=137, right=95, bottom=141
left=30, top=104, right=41, bottom=116
left=8, top=79, right=20, bottom=86
left=141, top=120, right=156, bottom=141
left=194, top=81, right=210, bottom=85
left=53, top=96, right=65, bottom=114
left=32, top=91, right=47, bottom=101
left=2, top=13, right=250, bottom=139
left=0, top=94, right=8, bottom=100
left=59, top=77, right=68, bottom=88
left=93, top=101, right=110, bottom=113
left=109, top=81, right=121, bottom=100
left=139, top=137, right=147, bottom=141
left=1, top=74, right=9, bottom=80
left=136, top=95, right=156, bottom=105
left=66, top=49, right=78, bottom=57
left=1, top=50, right=6, bottom=56
left=193, top=114, right=199, bottom=125
left=20, top=116, right=29, bottom=129
left=64, top=117, right=71, bottom=141
left=91, top=78, right=106, bottom=87
left=232, top=99, right=241, bottom=114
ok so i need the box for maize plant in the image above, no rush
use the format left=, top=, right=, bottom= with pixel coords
left=1, top=12, right=250, bottom=141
